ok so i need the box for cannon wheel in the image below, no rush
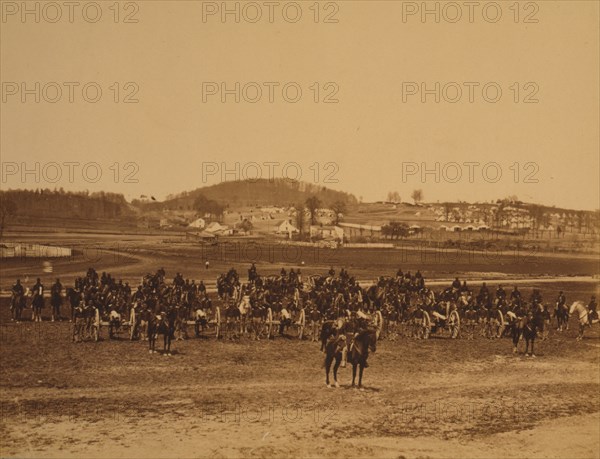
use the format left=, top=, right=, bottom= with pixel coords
left=129, top=307, right=136, bottom=340
left=266, top=308, right=274, bottom=339
left=497, top=310, right=505, bottom=338
left=374, top=310, right=383, bottom=340
left=448, top=309, right=460, bottom=339
left=296, top=308, right=306, bottom=339
left=422, top=311, right=431, bottom=340
left=214, top=306, right=221, bottom=339
left=93, top=309, right=100, bottom=342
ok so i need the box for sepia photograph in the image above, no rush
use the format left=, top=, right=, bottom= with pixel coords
left=0, top=1, right=599, bottom=458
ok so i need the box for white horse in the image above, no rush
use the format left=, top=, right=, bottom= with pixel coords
left=238, top=295, right=252, bottom=335
left=108, top=310, right=122, bottom=339
left=569, top=301, right=597, bottom=341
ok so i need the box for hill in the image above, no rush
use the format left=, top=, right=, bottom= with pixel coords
left=132, top=179, right=358, bottom=212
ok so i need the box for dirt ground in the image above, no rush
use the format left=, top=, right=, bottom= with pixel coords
left=1, top=298, right=599, bottom=459
left=1, top=235, right=599, bottom=458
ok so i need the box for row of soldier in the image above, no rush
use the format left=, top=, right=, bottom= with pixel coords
left=8, top=266, right=598, bottom=343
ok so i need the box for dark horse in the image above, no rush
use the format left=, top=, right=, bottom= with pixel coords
left=525, top=308, right=545, bottom=356
left=348, top=328, right=377, bottom=388
left=320, top=320, right=337, bottom=352
left=148, top=310, right=176, bottom=355
left=323, top=335, right=345, bottom=388
left=10, top=292, right=26, bottom=322
left=555, top=303, right=569, bottom=332
left=511, top=311, right=539, bottom=356
left=320, top=317, right=347, bottom=352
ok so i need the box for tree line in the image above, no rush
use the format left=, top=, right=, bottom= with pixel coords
left=0, top=189, right=132, bottom=239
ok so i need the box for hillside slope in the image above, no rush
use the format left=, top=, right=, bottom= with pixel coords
left=133, top=179, right=357, bottom=211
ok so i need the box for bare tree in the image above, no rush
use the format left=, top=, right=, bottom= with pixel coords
left=387, top=191, right=401, bottom=203
left=294, top=204, right=305, bottom=235
left=411, top=189, right=423, bottom=205
left=330, top=200, right=347, bottom=225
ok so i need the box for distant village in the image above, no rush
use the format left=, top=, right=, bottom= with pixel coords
left=1, top=188, right=597, bottom=259
left=142, top=200, right=599, bottom=246
left=178, top=205, right=346, bottom=243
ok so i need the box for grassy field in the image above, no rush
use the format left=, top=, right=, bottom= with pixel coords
left=0, top=231, right=599, bottom=459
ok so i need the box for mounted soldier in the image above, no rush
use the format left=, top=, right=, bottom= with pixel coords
left=279, top=303, right=292, bottom=336
left=83, top=301, right=97, bottom=339
left=248, top=263, right=257, bottom=282
left=31, top=278, right=45, bottom=322
left=510, top=286, right=522, bottom=307
left=555, top=291, right=568, bottom=331
left=72, top=301, right=86, bottom=343
left=345, top=310, right=372, bottom=368
left=588, top=296, right=598, bottom=325
left=477, top=282, right=490, bottom=307
left=530, top=289, right=543, bottom=306
left=495, top=284, right=506, bottom=306
left=10, top=279, right=25, bottom=322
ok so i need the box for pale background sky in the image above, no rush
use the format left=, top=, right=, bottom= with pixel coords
left=1, top=0, right=598, bottom=210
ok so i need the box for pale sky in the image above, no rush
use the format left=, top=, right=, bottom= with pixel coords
left=1, top=0, right=599, bottom=210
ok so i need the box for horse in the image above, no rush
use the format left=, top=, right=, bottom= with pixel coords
left=569, top=301, right=592, bottom=341
left=32, top=293, right=44, bottom=322
left=138, top=307, right=152, bottom=341
left=72, top=304, right=86, bottom=343
left=348, top=328, right=377, bottom=388
left=522, top=311, right=540, bottom=356
left=50, top=289, right=62, bottom=322
left=484, top=307, right=503, bottom=339
left=194, top=307, right=208, bottom=338
left=65, top=288, right=81, bottom=322
left=108, top=310, right=122, bottom=339
left=83, top=304, right=98, bottom=340
left=225, top=302, right=241, bottom=340
left=506, top=309, right=544, bottom=357
left=319, top=318, right=344, bottom=352
left=555, top=302, right=570, bottom=331
left=148, top=310, right=176, bottom=355
left=323, top=335, right=346, bottom=388
left=174, top=305, right=189, bottom=341
left=463, top=308, right=478, bottom=340
left=146, top=314, right=162, bottom=354
left=238, top=295, right=252, bottom=336
left=535, top=304, right=551, bottom=340
left=10, top=292, right=26, bottom=322
left=249, top=305, right=266, bottom=341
